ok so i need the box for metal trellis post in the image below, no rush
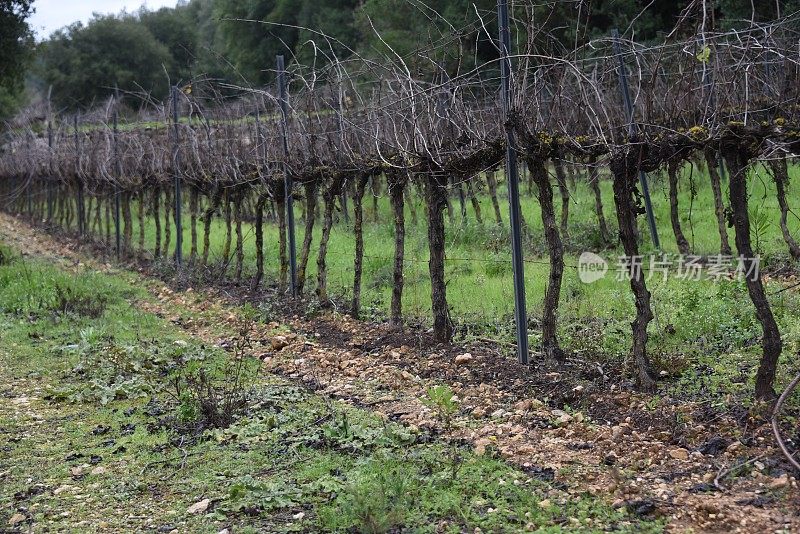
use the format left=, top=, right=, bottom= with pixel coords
left=74, top=115, right=84, bottom=237
left=277, top=55, right=298, bottom=298
left=611, top=28, right=660, bottom=250
left=172, top=85, right=183, bottom=267
left=113, top=92, right=122, bottom=259
left=47, top=121, right=53, bottom=223
left=26, top=134, right=32, bottom=218
left=497, top=0, right=530, bottom=365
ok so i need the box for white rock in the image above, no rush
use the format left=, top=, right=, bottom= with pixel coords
left=187, top=498, right=211, bottom=514
left=668, top=448, right=689, bottom=461
left=769, top=474, right=790, bottom=490
left=454, top=353, right=473, bottom=365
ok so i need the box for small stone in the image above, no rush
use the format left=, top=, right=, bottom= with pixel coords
left=8, top=514, right=25, bottom=526
left=271, top=336, right=289, bottom=351
left=173, top=340, right=188, bottom=348
left=187, top=498, right=211, bottom=514
left=91, top=466, right=106, bottom=476
left=726, top=440, right=743, bottom=453
left=514, top=399, right=532, bottom=412
left=538, top=499, right=551, bottom=509
left=454, top=353, right=473, bottom=365
left=557, top=413, right=573, bottom=425
left=669, top=448, right=689, bottom=461
left=292, top=512, right=305, bottom=520
left=552, top=409, right=573, bottom=425
left=474, top=438, right=492, bottom=456
left=611, top=425, right=629, bottom=441
left=54, top=484, right=72, bottom=495
left=769, top=474, right=790, bottom=490
left=472, top=407, right=487, bottom=418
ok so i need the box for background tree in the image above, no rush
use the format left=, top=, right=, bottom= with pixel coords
left=39, top=15, right=174, bottom=109
left=139, top=3, right=200, bottom=83
left=0, top=0, right=34, bottom=120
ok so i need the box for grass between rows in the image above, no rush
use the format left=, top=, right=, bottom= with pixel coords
left=43, top=161, right=800, bottom=405
left=0, top=242, right=663, bottom=532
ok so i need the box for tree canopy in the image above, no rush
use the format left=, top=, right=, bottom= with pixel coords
left=0, top=0, right=34, bottom=119
left=23, top=0, right=800, bottom=113
left=40, top=16, right=174, bottom=109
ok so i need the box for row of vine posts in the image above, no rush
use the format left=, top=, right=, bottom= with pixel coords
left=1, top=1, right=799, bottom=406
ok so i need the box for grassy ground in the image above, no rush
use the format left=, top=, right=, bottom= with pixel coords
left=39, top=161, right=800, bottom=402
left=0, top=242, right=663, bottom=532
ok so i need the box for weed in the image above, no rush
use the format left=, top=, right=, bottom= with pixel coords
left=168, top=319, right=256, bottom=430
left=0, top=243, right=11, bottom=265
left=52, top=282, right=108, bottom=318
left=423, top=385, right=463, bottom=482
left=336, top=467, right=410, bottom=533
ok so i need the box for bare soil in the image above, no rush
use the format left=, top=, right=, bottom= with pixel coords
left=1, top=212, right=798, bottom=533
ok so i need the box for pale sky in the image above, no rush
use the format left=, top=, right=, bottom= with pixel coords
left=29, top=0, right=180, bottom=39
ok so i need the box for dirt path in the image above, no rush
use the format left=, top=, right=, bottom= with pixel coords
left=1, top=212, right=798, bottom=533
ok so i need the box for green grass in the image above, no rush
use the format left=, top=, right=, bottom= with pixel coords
left=42, top=160, right=800, bottom=398
left=0, top=243, right=662, bottom=532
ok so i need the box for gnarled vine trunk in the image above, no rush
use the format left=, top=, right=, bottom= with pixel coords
left=317, top=175, right=345, bottom=305
left=202, top=187, right=222, bottom=267
left=610, top=153, right=657, bottom=391
left=425, top=171, right=453, bottom=343
left=297, top=179, right=318, bottom=295
left=388, top=171, right=407, bottom=327
left=487, top=171, right=503, bottom=225
left=466, top=180, right=483, bottom=225
left=587, top=156, right=611, bottom=244
left=276, top=183, right=289, bottom=292
left=189, top=187, right=198, bottom=263
left=121, top=192, right=132, bottom=253
left=529, top=157, right=565, bottom=361
left=457, top=180, right=467, bottom=222
left=152, top=187, right=162, bottom=258
left=351, top=174, right=369, bottom=318
left=704, top=148, right=732, bottom=255
left=767, top=156, right=800, bottom=261
left=554, top=156, right=570, bottom=241
left=163, top=187, right=172, bottom=259
left=104, top=195, right=111, bottom=244
left=233, top=190, right=244, bottom=283
left=252, top=193, right=268, bottom=291
left=137, top=190, right=145, bottom=252
left=724, top=147, right=783, bottom=400
left=667, top=159, right=691, bottom=254
left=221, top=190, right=232, bottom=271
left=93, top=193, right=102, bottom=237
